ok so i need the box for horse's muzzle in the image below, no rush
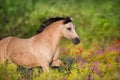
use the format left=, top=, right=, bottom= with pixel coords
left=72, top=37, right=80, bottom=45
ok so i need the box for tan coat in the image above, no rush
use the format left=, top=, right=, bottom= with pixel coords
left=0, top=19, right=80, bottom=71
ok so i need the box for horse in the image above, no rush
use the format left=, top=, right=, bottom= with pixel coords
left=0, top=17, right=80, bottom=72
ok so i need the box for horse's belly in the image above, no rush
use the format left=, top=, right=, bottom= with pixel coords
left=10, top=52, right=39, bottom=68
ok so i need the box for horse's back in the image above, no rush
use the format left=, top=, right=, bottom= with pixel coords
left=0, top=37, right=13, bottom=63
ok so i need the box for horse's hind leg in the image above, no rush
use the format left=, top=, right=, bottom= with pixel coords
left=0, top=57, right=7, bottom=64
left=0, top=52, right=7, bottom=64
left=28, top=68, right=33, bottom=76
left=0, top=37, right=13, bottom=64
left=17, top=66, right=33, bottom=78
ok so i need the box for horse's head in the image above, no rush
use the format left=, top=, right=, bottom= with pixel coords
left=37, top=16, right=80, bottom=45
left=61, top=17, right=80, bottom=45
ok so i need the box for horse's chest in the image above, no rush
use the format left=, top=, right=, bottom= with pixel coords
left=36, top=47, right=56, bottom=63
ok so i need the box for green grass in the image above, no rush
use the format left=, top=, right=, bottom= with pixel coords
left=0, top=0, right=120, bottom=41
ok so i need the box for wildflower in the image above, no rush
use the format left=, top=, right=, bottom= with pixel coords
left=93, top=43, right=97, bottom=47
left=75, top=52, right=78, bottom=54
left=78, top=47, right=83, bottom=54
left=67, top=57, right=74, bottom=65
left=114, top=38, right=118, bottom=41
left=77, top=59, right=86, bottom=69
left=62, top=51, right=66, bottom=55
left=109, top=47, right=114, bottom=52
left=78, top=47, right=81, bottom=51
left=88, top=74, right=92, bottom=80
left=89, top=50, right=93, bottom=54
left=117, top=57, right=120, bottom=63
left=79, top=50, right=83, bottom=54
left=91, top=62, right=101, bottom=77
left=97, top=70, right=102, bottom=77
left=97, top=50, right=103, bottom=55
left=88, top=53, right=92, bottom=57
left=77, top=55, right=81, bottom=58
left=116, top=41, right=120, bottom=44
left=91, top=64, right=98, bottom=71
left=68, top=48, right=71, bottom=51
left=61, top=48, right=66, bottom=52
left=117, top=49, right=120, bottom=53
left=78, top=59, right=87, bottom=63
left=61, top=77, right=66, bottom=80
left=114, top=46, right=118, bottom=49
left=106, top=64, right=110, bottom=67
left=112, top=42, right=115, bottom=45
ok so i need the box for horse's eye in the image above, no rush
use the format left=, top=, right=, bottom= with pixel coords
left=67, top=27, right=71, bottom=31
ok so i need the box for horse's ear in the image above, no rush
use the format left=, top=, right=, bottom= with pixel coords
left=63, top=17, right=72, bottom=24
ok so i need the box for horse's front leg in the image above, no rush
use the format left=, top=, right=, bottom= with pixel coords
left=51, top=47, right=61, bottom=66
left=52, top=59, right=63, bottom=66
left=52, top=59, right=70, bottom=71
left=51, top=47, right=70, bottom=71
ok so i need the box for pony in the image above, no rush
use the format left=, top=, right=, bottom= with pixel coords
left=0, top=17, right=80, bottom=71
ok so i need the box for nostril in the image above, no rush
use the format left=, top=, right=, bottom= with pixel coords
left=75, top=37, right=80, bottom=43
left=72, top=37, right=80, bottom=45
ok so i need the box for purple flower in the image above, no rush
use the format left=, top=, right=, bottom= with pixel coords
left=88, top=74, right=92, bottom=80
left=61, top=77, right=66, bottom=80
left=96, top=70, right=102, bottom=77
left=109, top=47, right=114, bottom=52
left=91, top=62, right=102, bottom=77
left=67, top=57, right=74, bottom=65
left=77, top=59, right=87, bottom=69
left=97, top=50, right=103, bottom=54
left=117, top=57, right=120, bottom=63
left=106, top=64, right=110, bottom=67
left=116, top=48, right=120, bottom=53
left=79, top=59, right=87, bottom=63
left=92, top=64, right=98, bottom=71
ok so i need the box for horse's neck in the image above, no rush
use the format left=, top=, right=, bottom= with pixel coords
left=33, top=24, right=62, bottom=50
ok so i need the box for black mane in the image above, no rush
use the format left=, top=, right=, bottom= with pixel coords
left=36, top=16, right=72, bottom=34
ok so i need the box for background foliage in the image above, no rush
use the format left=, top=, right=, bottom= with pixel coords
left=0, top=0, right=120, bottom=80
left=0, top=0, right=120, bottom=41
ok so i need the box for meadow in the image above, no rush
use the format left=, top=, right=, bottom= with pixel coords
left=0, top=0, right=120, bottom=80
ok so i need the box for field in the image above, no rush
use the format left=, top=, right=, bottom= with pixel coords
left=0, top=0, right=120, bottom=80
